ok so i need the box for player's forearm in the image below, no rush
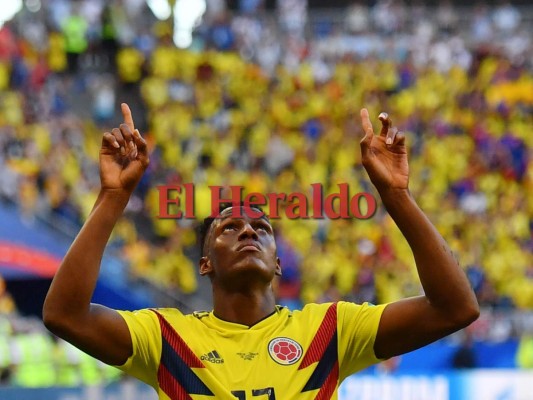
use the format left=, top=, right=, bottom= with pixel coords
left=380, top=188, right=479, bottom=323
left=43, top=189, right=130, bottom=328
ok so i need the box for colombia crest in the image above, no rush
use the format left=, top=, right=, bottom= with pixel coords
left=268, top=337, right=303, bottom=365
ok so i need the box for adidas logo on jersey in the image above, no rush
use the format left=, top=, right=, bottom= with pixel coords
left=201, top=350, right=224, bottom=364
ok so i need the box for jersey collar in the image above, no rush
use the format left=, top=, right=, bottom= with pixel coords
left=207, top=305, right=287, bottom=332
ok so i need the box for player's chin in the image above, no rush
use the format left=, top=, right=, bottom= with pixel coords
left=233, top=254, right=266, bottom=268
left=233, top=250, right=264, bottom=262
left=231, top=257, right=273, bottom=274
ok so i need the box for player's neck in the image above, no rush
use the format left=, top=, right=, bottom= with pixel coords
left=212, top=287, right=277, bottom=327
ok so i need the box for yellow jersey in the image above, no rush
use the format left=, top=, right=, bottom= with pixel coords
left=116, top=301, right=385, bottom=399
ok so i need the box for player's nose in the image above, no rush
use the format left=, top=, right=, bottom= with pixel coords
left=238, top=222, right=259, bottom=241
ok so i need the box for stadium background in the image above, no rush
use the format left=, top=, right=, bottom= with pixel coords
left=0, top=0, right=532, bottom=399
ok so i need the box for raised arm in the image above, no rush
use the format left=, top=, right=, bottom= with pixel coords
left=43, top=104, right=149, bottom=366
left=359, top=109, right=479, bottom=359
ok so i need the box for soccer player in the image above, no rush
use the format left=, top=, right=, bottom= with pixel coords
left=43, top=103, right=479, bottom=399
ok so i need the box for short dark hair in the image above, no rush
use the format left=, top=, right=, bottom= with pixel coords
left=199, top=202, right=269, bottom=256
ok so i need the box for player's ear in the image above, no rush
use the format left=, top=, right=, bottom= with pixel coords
left=275, top=257, right=282, bottom=277
left=199, top=256, right=213, bottom=276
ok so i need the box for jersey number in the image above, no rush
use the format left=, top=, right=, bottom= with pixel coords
left=232, top=387, right=276, bottom=399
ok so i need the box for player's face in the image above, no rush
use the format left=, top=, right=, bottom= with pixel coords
left=200, top=207, right=281, bottom=286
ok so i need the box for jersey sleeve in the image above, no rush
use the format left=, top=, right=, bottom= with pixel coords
left=337, top=301, right=387, bottom=380
left=114, top=309, right=162, bottom=389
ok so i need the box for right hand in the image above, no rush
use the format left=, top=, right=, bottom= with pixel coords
left=99, top=103, right=149, bottom=193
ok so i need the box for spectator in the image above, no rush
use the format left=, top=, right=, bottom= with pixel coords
left=61, top=5, right=89, bottom=74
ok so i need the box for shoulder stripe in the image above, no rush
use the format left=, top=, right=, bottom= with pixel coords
left=299, top=303, right=337, bottom=369
left=152, top=310, right=204, bottom=368
left=158, top=363, right=192, bottom=400
left=314, top=360, right=339, bottom=400
left=299, top=303, right=339, bottom=397
left=160, top=338, right=213, bottom=397
left=151, top=310, right=214, bottom=398
left=301, top=333, right=339, bottom=397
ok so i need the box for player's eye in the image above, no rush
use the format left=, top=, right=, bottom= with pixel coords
left=254, top=222, right=272, bottom=233
left=222, top=223, right=237, bottom=232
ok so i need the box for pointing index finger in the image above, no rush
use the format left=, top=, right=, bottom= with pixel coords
left=121, top=103, right=135, bottom=132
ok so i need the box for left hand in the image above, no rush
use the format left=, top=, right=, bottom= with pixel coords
left=360, top=108, right=409, bottom=193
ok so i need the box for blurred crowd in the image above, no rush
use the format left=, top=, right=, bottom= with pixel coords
left=1, top=258, right=123, bottom=386
left=0, top=292, right=122, bottom=387
left=0, top=0, right=532, bottom=372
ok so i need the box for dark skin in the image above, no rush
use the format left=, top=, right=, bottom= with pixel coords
left=43, top=104, right=479, bottom=367
left=199, top=208, right=281, bottom=326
